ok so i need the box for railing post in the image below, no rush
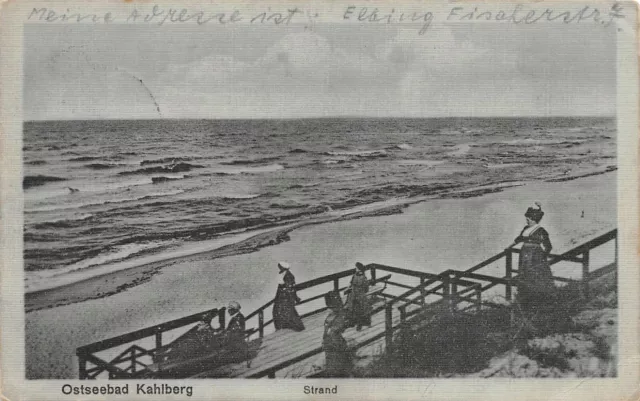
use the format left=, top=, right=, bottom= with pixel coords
left=155, top=330, right=162, bottom=351
left=385, top=303, right=393, bottom=352
left=78, top=354, right=87, bottom=380
left=475, top=286, right=482, bottom=313
left=505, top=249, right=512, bottom=301
left=420, top=277, right=426, bottom=305
left=582, top=250, right=590, bottom=299
left=334, top=278, right=339, bottom=293
left=370, top=266, right=376, bottom=282
left=442, top=274, right=452, bottom=313
left=399, top=305, right=406, bottom=323
left=155, top=329, right=163, bottom=374
left=451, top=278, right=458, bottom=312
left=258, top=310, right=264, bottom=338
left=131, top=348, right=137, bottom=374
left=219, top=308, right=226, bottom=330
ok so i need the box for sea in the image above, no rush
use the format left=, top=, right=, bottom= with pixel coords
left=23, top=117, right=616, bottom=293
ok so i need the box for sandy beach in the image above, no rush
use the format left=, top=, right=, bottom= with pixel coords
left=25, top=172, right=616, bottom=379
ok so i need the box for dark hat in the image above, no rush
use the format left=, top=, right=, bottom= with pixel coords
left=525, top=201, right=544, bottom=222
left=324, top=291, right=343, bottom=309
left=355, top=262, right=365, bottom=271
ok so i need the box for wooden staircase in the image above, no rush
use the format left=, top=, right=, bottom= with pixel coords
left=76, top=229, right=617, bottom=379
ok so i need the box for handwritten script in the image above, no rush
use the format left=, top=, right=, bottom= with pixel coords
left=27, top=3, right=626, bottom=34
left=446, top=3, right=624, bottom=27
left=27, top=6, right=306, bottom=26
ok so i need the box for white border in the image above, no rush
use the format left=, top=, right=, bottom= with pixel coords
left=1, top=1, right=638, bottom=400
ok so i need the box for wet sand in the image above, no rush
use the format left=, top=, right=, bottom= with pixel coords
left=25, top=172, right=616, bottom=379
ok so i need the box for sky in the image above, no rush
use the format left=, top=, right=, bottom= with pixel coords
left=24, top=22, right=616, bottom=120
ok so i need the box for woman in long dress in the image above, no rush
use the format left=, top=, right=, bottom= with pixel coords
left=272, top=262, right=305, bottom=331
left=345, top=262, right=372, bottom=331
left=508, top=202, right=555, bottom=314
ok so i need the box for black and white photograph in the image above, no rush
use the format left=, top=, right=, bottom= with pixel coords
left=1, top=0, right=639, bottom=399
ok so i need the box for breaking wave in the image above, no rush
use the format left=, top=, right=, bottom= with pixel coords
left=220, top=156, right=281, bottom=165
left=119, top=162, right=204, bottom=176
left=33, top=214, right=94, bottom=229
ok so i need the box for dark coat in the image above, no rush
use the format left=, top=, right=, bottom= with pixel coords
left=345, top=271, right=372, bottom=327
left=154, top=311, right=247, bottom=366
left=514, top=225, right=555, bottom=311
left=225, top=312, right=246, bottom=348
left=227, top=312, right=245, bottom=335
left=322, top=308, right=352, bottom=377
left=282, top=270, right=296, bottom=287
left=273, top=272, right=305, bottom=331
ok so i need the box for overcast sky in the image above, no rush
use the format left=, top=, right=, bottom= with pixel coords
left=25, top=22, right=616, bottom=120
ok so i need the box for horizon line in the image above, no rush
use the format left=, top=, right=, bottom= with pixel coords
left=25, top=114, right=616, bottom=123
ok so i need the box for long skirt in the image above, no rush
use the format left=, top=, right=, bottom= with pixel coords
left=516, top=243, right=556, bottom=313
left=347, top=300, right=371, bottom=327
left=273, top=299, right=305, bottom=331
left=323, top=336, right=352, bottom=377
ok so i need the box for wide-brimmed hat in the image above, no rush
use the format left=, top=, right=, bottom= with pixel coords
left=278, top=261, right=290, bottom=274
left=228, top=301, right=241, bottom=311
left=525, top=201, right=544, bottom=222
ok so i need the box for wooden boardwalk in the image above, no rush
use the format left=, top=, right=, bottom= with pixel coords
left=195, top=300, right=405, bottom=378
left=76, top=229, right=618, bottom=380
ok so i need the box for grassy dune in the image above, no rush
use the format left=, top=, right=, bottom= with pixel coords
left=358, top=272, right=617, bottom=378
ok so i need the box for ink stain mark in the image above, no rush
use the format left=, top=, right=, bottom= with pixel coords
left=51, top=45, right=162, bottom=117
left=123, top=72, right=162, bottom=115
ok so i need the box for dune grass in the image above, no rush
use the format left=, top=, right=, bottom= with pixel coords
left=358, top=273, right=616, bottom=378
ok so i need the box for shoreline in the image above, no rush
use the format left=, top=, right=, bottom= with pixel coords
left=24, top=182, right=526, bottom=311
left=24, top=168, right=616, bottom=313
left=25, top=170, right=616, bottom=379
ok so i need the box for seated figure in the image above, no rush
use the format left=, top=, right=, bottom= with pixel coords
left=156, top=302, right=248, bottom=365
left=223, top=301, right=246, bottom=350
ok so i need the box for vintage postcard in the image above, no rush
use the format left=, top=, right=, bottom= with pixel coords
left=1, top=0, right=638, bottom=399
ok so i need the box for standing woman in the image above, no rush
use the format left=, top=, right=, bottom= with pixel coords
left=345, top=262, right=372, bottom=331
left=508, top=202, right=555, bottom=313
left=272, top=262, right=305, bottom=331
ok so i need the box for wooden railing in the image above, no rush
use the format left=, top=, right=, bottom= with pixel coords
left=309, top=229, right=618, bottom=377
left=77, top=307, right=225, bottom=379
left=242, top=266, right=412, bottom=341
left=80, top=229, right=617, bottom=379
left=395, top=229, right=618, bottom=325
left=243, top=269, right=355, bottom=340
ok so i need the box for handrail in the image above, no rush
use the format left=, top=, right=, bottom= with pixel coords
left=244, top=270, right=356, bottom=321
left=261, top=229, right=617, bottom=378
left=245, top=269, right=394, bottom=337
left=244, top=300, right=274, bottom=321
left=244, top=234, right=580, bottom=338
left=380, top=269, right=452, bottom=307
left=548, top=229, right=616, bottom=266
left=367, top=263, right=441, bottom=279
left=77, top=307, right=224, bottom=355
left=465, top=251, right=506, bottom=274
left=296, top=270, right=355, bottom=291
left=452, top=271, right=509, bottom=285
left=82, top=228, right=617, bottom=379
left=510, top=249, right=584, bottom=263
